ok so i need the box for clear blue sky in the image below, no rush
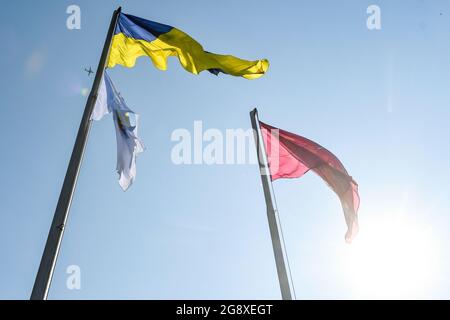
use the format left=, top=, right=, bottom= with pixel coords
left=0, top=0, right=449, bottom=299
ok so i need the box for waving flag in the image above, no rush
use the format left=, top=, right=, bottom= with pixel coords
left=92, top=71, right=144, bottom=191
left=260, top=121, right=360, bottom=243
left=107, top=13, right=269, bottom=79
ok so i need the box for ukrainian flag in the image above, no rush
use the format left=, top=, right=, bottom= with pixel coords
left=108, top=13, right=269, bottom=79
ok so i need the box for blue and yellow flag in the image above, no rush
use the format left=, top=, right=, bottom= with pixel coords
left=108, top=13, right=269, bottom=79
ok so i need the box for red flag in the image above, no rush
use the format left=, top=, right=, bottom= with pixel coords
left=260, top=121, right=360, bottom=243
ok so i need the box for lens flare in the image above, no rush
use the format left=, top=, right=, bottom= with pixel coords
left=340, top=214, right=438, bottom=299
left=81, top=88, right=89, bottom=97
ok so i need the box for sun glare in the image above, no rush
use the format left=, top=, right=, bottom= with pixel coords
left=340, top=214, right=438, bottom=299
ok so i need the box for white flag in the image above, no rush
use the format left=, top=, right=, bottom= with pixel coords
left=91, top=71, right=144, bottom=191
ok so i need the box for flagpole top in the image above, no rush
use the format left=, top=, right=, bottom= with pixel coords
left=117, top=6, right=122, bottom=13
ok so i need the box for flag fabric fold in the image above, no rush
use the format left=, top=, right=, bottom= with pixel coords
left=107, top=13, right=269, bottom=79
left=91, top=71, right=144, bottom=191
left=259, top=121, right=360, bottom=243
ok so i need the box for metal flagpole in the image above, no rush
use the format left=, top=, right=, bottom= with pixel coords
left=250, top=108, right=295, bottom=300
left=30, top=7, right=122, bottom=300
